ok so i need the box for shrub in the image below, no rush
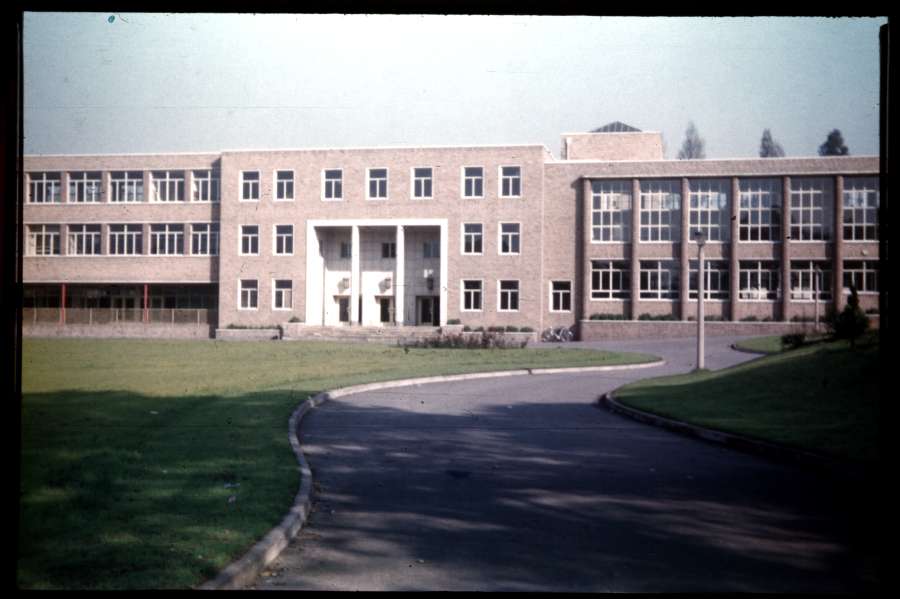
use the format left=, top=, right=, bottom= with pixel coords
left=462, top=325, right=472, bottom=332
left=589, top=313, right=626, bottom=320
left=781, top=332, right=806, bottom=350
left=504, top=325, right=519, bottom=332
left=487, top=326, right=505, bottom=333
left=288, top=316, right=302, bottom=323
left=447, top=318, right=461, bottom=325
left=865, top=308, right=879, bottom=315
left=474, top=326, right=484, bottom=332
left=740, top=316, right=759, bottom=322
left=638, top=313, right=678, bottom=321
left=830, top=285, right=870, bottom=346
left=398, top=331, right=527, bottom=350
left=520, top=326, right=534, bottom=333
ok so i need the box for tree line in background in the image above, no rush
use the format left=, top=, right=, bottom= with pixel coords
left=675, top=122, right=851, bottom=159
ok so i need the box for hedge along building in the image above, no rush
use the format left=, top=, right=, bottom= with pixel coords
left=22, top=123, right=880, bottom=338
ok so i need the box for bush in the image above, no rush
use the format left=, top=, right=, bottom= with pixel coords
left=474, top=326, right=484, bottom=332
left=638, top=313, right=678, bottom=321
left=740, top=316, right=759, bottom=322
left=504, top=325, right=520, bottom=332
left=447, top=318, right=461, bottom=325
left=830, top=286, right=870, bottom=346
left=462, top=325, right=472, bottom=332
left=520, top=326, right=534, bottom=333
left=288, top=316, right=302, bottom=323
left=781, top=332, right=806, bottom=349
left=398, top=331, right=527, bottom=350
left=589, top=313, right=626, bottom=320
left=487, top=326, right=505, bottom=333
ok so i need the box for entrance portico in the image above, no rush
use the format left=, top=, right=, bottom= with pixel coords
left=305, top=219, right=448, bottom=327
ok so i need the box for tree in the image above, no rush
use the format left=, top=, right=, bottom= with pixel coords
left=829, top=284, right=869, bottom=347
left=818, top=129, right=849, bottom=156
left=759, top=129, right=785, bottom=157
left=677, top=121, right=705, bottom=159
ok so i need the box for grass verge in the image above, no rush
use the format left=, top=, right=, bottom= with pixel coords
left=19, top=338, right=656, bottom=589
left=614, top=334, right=879, bottom=464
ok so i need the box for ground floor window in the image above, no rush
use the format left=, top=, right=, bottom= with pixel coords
left=790, top=260, right=832, bottom=301
left=639, top=260, right=679, bottom=299
left=842, top=260, right=878, bottom=294
left=550, top=281, right=572, bottom=312
left=498, top=280, right=519, bottom=311
left=591, top=260, right=630, bottom=299
left=462, top=280, right=482, bottom=311
left=739, top=260, right=780, bottom=301
left=240, top=280, right=258, bottom=309
left=273, top=280, right=292, bottom=309
left=688, top=260, right=730, bottom=300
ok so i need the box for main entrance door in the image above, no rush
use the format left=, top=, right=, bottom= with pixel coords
left=416, top=296, right=440, bottom=326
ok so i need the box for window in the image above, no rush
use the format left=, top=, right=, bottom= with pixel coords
left=271, top=225, right=293, bottom=255
left=241, top=171, right=260, bottom=201
left=26, top=224, right=61, bottom=256
left=499, top=223, right=520, bottom=255
left=412, top=167, right=433, bottom=199
left=323, top=169, right=343, bottom=200
left=274, top=280, right=293, bottom=309
left=192, top=170, right=219, bottom=202
left=240, top=280, right=258, bottom=310
left=739, top=179, right=782, bottom=241
left=149, top=224, right=185, bottom=255
left=381, top=242, right=396, bottom=259
left=550, top=281, right=572, bottom=312
left=739, top=260, right=780, bottom=301
left=842, top=177, right=879, bottom=241
left=500, top=166, right=522, bottom=197
left=843, top=260, right=878, bottom=294
left=789, top=177, right=833, bottom=241
left=109, top=224, right=144, bottom=255
left=462, top=280, right=483, bottom=311
left=591, top=260, right=631, bottom=299
left=68, top=224, right=102, bottom=255
left=423, top=239, right=440, bottom=258
left=69, top=172, right=102, bottom=203
left=640, top=180, right=681, bottom=242
left=110, top=172, right=144, bottom=202
left=591, top=180, right=632, bottom=242
left=640, top=260, right=679, bottom=299
left=191, top=223, right=219, bottom=256
left=151, top=171, right=185, bottom=202
left=28, top=172, right=61, bottom=203
left=498, top=280, right=520, bottom=311
left=240, top=225, right=259, bottom=255
left=462, top=223, right=483, bottom=254
left=688, top=179, right=730, bottom=242
left=340, top=241, right=352, bottom=259
left=462, top=167, right=484, bottom=198
left=790, top=260, right=832, bottom=301
left=689, top=260, right=730, bottom=300
left=368, top=168, right=388, bottom=200
left=273, top=170, right=293, bottom=201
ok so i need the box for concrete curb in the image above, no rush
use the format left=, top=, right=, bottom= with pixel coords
left=197, top=358, right=666, bottom=590
left=601, top=391, right=873, bottom=482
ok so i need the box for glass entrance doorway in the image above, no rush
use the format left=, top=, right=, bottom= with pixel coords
left=416, top=296, right=440, bottom=326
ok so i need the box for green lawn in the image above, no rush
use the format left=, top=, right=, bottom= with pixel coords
left=732, top=335, right=786, bottom=354
left=615, top=334, right=880, bottom=463
left=19, top=338, right=656, bottom=590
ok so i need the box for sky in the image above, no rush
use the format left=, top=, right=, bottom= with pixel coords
left=23, top=14, right=887, bottom=159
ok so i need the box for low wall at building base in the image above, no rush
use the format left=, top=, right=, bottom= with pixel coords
left=24, top=323, right=215, bottom=339
left=215, top=328, right=282, bottom=341
left=579, top=316, right=880, bottom=341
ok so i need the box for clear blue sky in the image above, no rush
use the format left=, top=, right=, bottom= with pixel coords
left=23, top=14, right=886, bottom=159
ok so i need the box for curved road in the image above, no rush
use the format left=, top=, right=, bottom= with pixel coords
left=253, top=336, right=878, bottom=592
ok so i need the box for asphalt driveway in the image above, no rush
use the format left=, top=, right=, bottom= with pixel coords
left=253, top=336, right=878, bottom=592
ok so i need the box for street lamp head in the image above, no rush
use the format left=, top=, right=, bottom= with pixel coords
left=693, top=229, right=707, bottom=247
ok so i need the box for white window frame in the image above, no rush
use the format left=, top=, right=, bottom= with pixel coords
left=28, top=172, right=62, bottom=204
left=499, top=166, right=522, bottom=198
left=688, top=259, right=730, bottom=300
left=461, top=279, right=483, bottom=312
left=274, top=170, right=295, bottom=202
left=461, top=223, right=483, bottom=255
left=738, top=178, right=782, bottom=242
left=191, top=223, right=219, bottom=256
left=26, top=224, right=61, bottom=256
left=790, top=260, right=833, bottom=302
left=149, top=223, right=185, bottom=255
left=498, top=222, right=521, bottom=255
left=639, top=180, right=681, bottom=242
left=192, top=170, right=219, bottom=202
left=110, top=172, right=144, bottom=203
left=239, top=279, right=258, bottom=310
left=461, top=166, right=484, bottom=199
left=67, top=224, right=102, bottom=255
left=738, top=260, right=781, bottom=301
left=367, top=167, right=389, bottom=200
left=842, top=177, right=879, bottom=241
left=68, top=172, right=103, bottom=203
left=497, top=279, right=520, bottom=312
left=591, top=260, right=631, bottom=300
left=688, top=179, right=730, bottom=243
left=273, top=224, right=294, bottom=256
left=789, top=177, right=833, bottom=242
left=411, top=167, right=434, bottom=199
left=239, top=224, right=260, bottom=256
left=272, top=279, right=293, bottom=310
left=151, top=171, right=185, bottom=202
left=108, top=224, right=144, bottom=256
left=842, top=260, right=878, bottom=294
left=549, top=280, right=572, bottom=313
left=591, top=180, right=632, bottom=243
left=240, top=171, right=261, bottom=202
left=639, top=260, right=680, bottom=300
left=322, top=169, right=343, bottom=201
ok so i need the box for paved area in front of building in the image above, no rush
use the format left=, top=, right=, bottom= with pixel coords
left=253, top=336, right=878, bottom=592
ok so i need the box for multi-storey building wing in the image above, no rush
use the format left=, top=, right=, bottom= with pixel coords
left=22, top=124, right=881, bottom=338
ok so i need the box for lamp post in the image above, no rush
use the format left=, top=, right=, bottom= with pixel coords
left=695, top=230, right=707, bottom=370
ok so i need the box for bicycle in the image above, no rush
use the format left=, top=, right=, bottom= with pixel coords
left=541, top=326, right=574, bottom=342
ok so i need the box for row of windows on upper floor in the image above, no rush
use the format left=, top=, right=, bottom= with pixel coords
left=25, top=166, right=525, bottom=204
left=590, top=176, right=880, bottom=243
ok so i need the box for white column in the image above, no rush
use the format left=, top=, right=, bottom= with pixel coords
left=395, top=225, right=405, bottom=325
left=439, top=220, right=448, bottom=325
left=350, top=225, right=360, bottom=325
left=305, top=223, right=323, bottom=325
